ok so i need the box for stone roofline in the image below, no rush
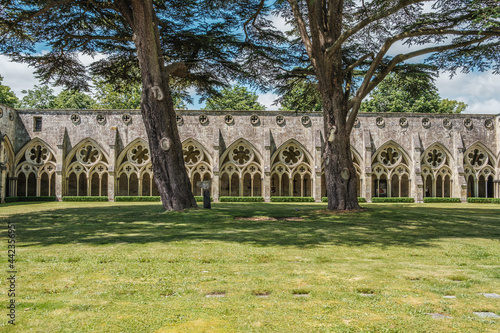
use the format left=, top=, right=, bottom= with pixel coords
left=11, top=107, right=500, bottom=118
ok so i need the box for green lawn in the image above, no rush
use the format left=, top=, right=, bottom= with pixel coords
left=1, top=202, right=499, bottom=332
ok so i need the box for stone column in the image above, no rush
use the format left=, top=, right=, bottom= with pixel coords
left=412, top=134, right=423, bottom=203
left=212, top=145, right=220, bottom=202
left=0, top=165, right=6, bottom=203
left=108, top=143, right=117, bottom=202
left=263, top=131, right=272, bottom=202
left=55, top=144, right=65, bottom=201
left=313, top=130, right=322, bottom=202
left=454, top=132, right=467, bottom=202
left=363, top=130, right=372, bottom=202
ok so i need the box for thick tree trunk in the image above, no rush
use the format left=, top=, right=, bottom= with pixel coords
left=322, top=94, right=361, bottom=211
left=130, top=0, right=197, bottom=211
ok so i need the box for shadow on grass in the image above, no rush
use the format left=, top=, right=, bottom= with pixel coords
left=3, top=202, right=500, bottom=248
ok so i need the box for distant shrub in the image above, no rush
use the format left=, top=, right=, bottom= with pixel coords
left=63, top=196, right=108, bottom=202
left=4, top=196, right=56, bottom=202
left=321, top=197, right=366, bottom=203
left=424, top=197, right=461, bottom=203
left=270, top=197, right=314, bottom=202
left=467, top=198, right=500, bottom=204
left=114, top=196, right=160, bottom=202
left=219, top=196, right=264, bottom=202
left=371, top=197, right=415, bottom=203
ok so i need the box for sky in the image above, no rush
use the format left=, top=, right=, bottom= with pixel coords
left=1, top=9, right=500, bottom=114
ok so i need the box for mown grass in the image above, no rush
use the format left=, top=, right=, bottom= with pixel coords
left=0, top=202, right=499, bottom=332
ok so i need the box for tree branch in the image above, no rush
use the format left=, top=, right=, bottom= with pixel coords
left=243, top=0, right=266, bottom=41
left=326, top=0, right=429, bottom=57
left=288, top=0, right=313, bottom=59
left=345, top=52, right=374, bottom=73
left=345, top=36, right=491, bottom=133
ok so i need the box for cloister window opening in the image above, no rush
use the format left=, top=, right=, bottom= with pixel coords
left=66, top=140, right=109, bottom=196
left=117, top=140, right=159, bottom=196
left=271, top=142, right=313, bottom=197
left=464, top=145, right=496, bottom=198
left=15, top=140, right=56, bottom=197
left=182, top=139, right=213, bottom=196
left=421, top=145, right=452, bottom=198
left=371, top=145, right=410, bottom=198
left=220, top=140, right=262, bottom=197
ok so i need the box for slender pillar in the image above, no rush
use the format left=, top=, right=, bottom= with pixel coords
left=55, top=144, right=64, bottom=201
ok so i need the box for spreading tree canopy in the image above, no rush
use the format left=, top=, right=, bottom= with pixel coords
left=253, top=0, right=500, bottom=209
left=0, top=75, right=18, bottom=107
left=0, top=0, right=282, bottom=210
left=203, top=85, right=266, bottom=111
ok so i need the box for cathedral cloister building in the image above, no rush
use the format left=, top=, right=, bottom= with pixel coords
left=1, top=103, right=499, bottom=203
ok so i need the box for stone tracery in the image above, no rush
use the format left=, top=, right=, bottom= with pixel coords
left=182, top=139, right=212, bottom=196
left=464, top=144, right=495, bottom=198
left=220, top=139, right=262, bottom=197
left=421, top=145, right=452, bottom=198
left=372, top=144, right=410, bottom=198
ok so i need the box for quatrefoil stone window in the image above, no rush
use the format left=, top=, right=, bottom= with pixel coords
left=426, top=149, right=444, bottom=168
left=466, top=148, right=487, bottom=168
left=376, top=117, right=385, bottom=127
left=280, top=146, right=302, bottom=166
left=225, top=115, right=234, bottom=125
left=77, top=144, right=101, bottom=165
left=301, top=115, right=311, bottom=126
left=422, top=118, right=431, bottom=128
left=176, top=114, right=183, bottom=125
left=26, top=144, right=50, bottom=165
left=122, top=114, right=132, bottom=124
left=276, top=115, right=285, bottom=125
left=464, top=118, right=473, bottom=129
left=250, top=115, right=260, bottom=125
left=71, top=113, right=80, bottom=124
left=0, top=107, right=3, bottom=118
left=183, top=145, right=202, bottom=165
left=199, top=114, right=209, bottom=125
left=379, top=147, right=401, bottom=167
left=96, top=114, right=106, bottom=124
left=443, top=118, right=452, bottom=129
left=8, top=111, right=14, bottom=121
left=399, top=117, right=408, bottom=127
left=232, top=145, right=251, bottom=164
left=129, top=144, right=149, bottom=165
left=485, top=119, right=494, bottom=130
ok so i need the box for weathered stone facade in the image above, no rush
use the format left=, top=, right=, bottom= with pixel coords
left=1, top=103, right=499, bottom=203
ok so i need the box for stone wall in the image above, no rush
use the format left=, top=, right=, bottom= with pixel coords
left=1, top=103, right=499, bottom=203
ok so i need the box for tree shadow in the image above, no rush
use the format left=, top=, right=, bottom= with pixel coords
left=4, top=203, right=500, bottom=248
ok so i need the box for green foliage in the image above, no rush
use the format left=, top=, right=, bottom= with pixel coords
left=424, top=197, right=461, bottom=203
left=219, top=196, right=264, bottom=202
left=52, top=90, right=94, bottom=109
left=115, top=196, right=161, bottom=202
left=92, top=80, right=142, bottom=110
left=5, top=196, right=55, bottom=202
left=0, top=75, right=18, bottom=107
left=360, top=73, right=466, bottom=114
left=270, top=197, right=314, bottom=202
left=371, top=197, right=415, bottom=203
left=63, top=196, right=108, bottom=202
left=322, top=197, right=366, bottom=203
left=203, top=85, right=265, bottom=111
left=18, top=85, right=55, bottom=109
left=279, top=80, right=322, bottom=111
left=467, top=198, right=500, bottom=204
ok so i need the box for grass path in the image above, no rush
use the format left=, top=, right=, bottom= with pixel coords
left=0, top=202, right=499, bottom=332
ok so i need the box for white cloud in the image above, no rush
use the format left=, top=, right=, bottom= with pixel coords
left=258, top=92, right=280, bottom=110
left=436, top=72, right=500, bottom=114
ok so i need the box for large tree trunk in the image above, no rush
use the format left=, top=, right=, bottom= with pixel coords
left=321, top=85, right=361, bottom=211
left=130, top=0, right=197, bottom=211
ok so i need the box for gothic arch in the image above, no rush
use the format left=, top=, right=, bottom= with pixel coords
left=271, top=139, right=313, bottom=197
left=371, top=141, right=411, bottom=198
left=421, top=142, right=453, bottom=198
left=1, top=136, right=15, bottom=197
left=182, top=138, right=213, bottom=196
left=464, top=142, right=496, bottom=198
left=14, top=138, right=57, bottom=197
left=220, top=138, right=263, bottom=197
left=65, top=138, right=109, bottom=197
left=116, top=138, right=158, bottom=197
